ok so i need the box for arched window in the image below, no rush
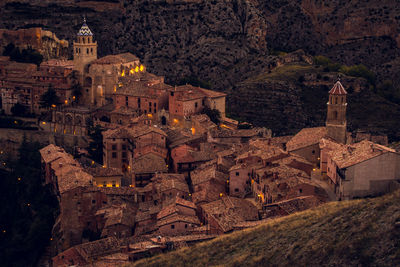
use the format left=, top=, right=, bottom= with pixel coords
left=87, top=48, right=89, bottom=54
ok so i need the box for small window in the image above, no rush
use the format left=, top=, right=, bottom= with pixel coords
left=299, top=189, right=303, bottom=194
left=312, top=150, right=315, bottom=155
left=87, top=48, right=89, bottom=54
left=92, top=199, right=96, bottom=204
left=149, top=102, right=152, bottom=107
left=171, top=224, right=175, bottom=229
left=122, top=145, right=127, bottom=150
left=112, top=145, right=117, bottom=150
left=195, top=102, right=198, bottom=108
left=112, top=152, right=117, bottom=158
left=235, top=172, right=239, bottom=176
left=185, top=224, right=188, bottom=228
left=122, top=152, right=127, bottom=158
left=235, top=188, right=239, bottom=192
left=170, top=92, right=174, bottom=96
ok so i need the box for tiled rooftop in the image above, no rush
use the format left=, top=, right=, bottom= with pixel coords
left=330, top=140, right=396, bottom=169
left=286, top=127, right=327, bottom=151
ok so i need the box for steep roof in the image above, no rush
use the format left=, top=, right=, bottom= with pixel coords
left=77, top=21, right=93, bottom=36
left=329, top=80, right=347, bottom=95
left=286, top=127, right=327, bottom=151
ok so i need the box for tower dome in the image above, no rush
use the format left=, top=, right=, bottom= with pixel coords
left=77, top=18, right=93, bottom=36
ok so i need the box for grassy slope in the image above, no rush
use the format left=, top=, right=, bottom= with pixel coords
left=131, top=191, right=400, bottom=267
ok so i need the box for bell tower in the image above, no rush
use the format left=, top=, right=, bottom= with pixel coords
left=73, top=18, right=97, bottom=76
left=326, top=79, right=347, bottom=144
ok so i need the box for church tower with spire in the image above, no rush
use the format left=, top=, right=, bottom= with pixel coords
left=73, top=18, right=97, bottom=76
left=326, top=80, right=348, bottom=144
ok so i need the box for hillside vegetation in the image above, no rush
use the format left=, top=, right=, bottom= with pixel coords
left=131, top=190, right=400, bottom=267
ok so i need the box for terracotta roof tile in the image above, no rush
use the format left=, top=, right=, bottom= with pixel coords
left=330, top=140, right=396, bottom=169
left=286, top=127, right=327, bottom=151
left=329, top=80, right=347, bottom=95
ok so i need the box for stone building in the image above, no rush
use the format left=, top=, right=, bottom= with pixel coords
left=322, top=140, right=400, bottom=200
left=51, top=106, right=90, bottom=136
left=326, top=80, right=347, bottom=144
left=73, top=19, right=97, bottom=79
left=168, top=84, right=226, bottom=121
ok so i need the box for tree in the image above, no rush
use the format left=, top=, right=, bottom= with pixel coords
left=39, top=87, right=61, bottom=109
left=86, top=118, right=104, bottom=164
left=202, top=107, right=221, bottom=125
left=11, top=103, right=27, bottom=116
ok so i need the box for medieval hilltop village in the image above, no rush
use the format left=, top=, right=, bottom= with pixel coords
left=0, top=19, right=400, bottom=266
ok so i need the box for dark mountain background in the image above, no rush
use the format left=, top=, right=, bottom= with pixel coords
left=1, top=0, right=400, bottom=140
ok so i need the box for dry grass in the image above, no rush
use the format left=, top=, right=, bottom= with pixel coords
left=244, top=63, right=316, bottom=83
left=129, top=190, right=400, bottom=267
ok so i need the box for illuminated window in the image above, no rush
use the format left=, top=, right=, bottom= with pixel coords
left=135, top=66, right=139, bottom=72
left=140, top=65, right=144, bottom=71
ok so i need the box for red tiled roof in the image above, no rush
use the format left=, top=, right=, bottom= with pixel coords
left=286, top=127, right=327, bottom=151
left=329, top=80, right=347, bottom=95
left=330, top=140, right=396, bottom=169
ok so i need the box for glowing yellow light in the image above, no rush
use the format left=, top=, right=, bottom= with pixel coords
left=140, top=65, right=144, bottom=71
left=219, top=193, right=223, bottom=197
left=313, top=168, right=316, bottom=172
left=114, top=85, right=117, bottom=92
left=64, top=129, right=66, bottom=134
left=14, top=121, right=17, bottom=124
left=191, top=127, right=195, bottom=135
left=51, top=104, right=56, bottom=108
left=42, top=121, right=46, bottom=125
left=73, top=130, right=76, bottom=135
left=72, top=96, right=76, bottom=100
left=118, top=83, right=123, bottom=87
left=121, top=70, right=125, bottom=77
left=64, top=99, right=67, bottom=105
left=27, top=203, right=30, bottom=207
left=102, top=165, right=106, bottom=168
left=50, top=238, right=53, bottom=241
left=2, top=230, right=5, bottom=233
left=91, top=161, right=94, bottom=165
left=226, top=180, right=229, bottom=183
left=173, top=119, right=178, bottom=123
left=147, top=113, right=153, bottom=118
left=189, top=193, right=192, bottom=196
left=18, top=177, right=21, bottom=181
left=128, top=166, right=131, bottom=169
left=130, top=68, right=134, bottom=74
left=135, top=66, right=139, bottom=72
left=0, top=151, right=3, bottom=154
left=54, top=128, right=57, bottom=133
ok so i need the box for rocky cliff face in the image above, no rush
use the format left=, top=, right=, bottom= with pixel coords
left=0, top=0, right=399, bottom=139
